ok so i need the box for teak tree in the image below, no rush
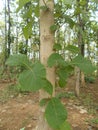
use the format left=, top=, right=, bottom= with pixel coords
left=37, top=0, right=55, bottom=130
left=6, top=0, right=96, bottom=130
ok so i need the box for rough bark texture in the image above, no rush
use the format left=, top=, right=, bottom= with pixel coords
left=36, top=0, right=55, bottom=130
left=75, top=67, right=80, bottom=97
left=75, top=0, right=89, bottom=95
left=7, top=0, right=11, bottom=57
left=81, top=71, right=85, bottom=87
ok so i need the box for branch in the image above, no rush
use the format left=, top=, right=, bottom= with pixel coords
left=43, top=0, right=47, bottom=7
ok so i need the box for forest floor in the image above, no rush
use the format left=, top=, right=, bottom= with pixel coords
left=0, top=76, right=98, bottom=130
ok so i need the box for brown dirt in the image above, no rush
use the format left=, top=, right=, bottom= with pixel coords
left=0, top=78, right=98, bottom=130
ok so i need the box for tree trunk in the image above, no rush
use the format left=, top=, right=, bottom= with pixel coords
left=81, top=71, right=85, bottom=87
left=4, top=0, right=7, bottom=66
left=75, top=0, right=89, bottom=95
left=7, top=0, right=11, bottom=57
left=75, top=67, right=80, bottom=97
left=36, top=0, right=55, bottom=130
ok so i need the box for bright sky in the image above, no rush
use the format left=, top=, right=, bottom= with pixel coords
left=0, top=0, right=4, bottom=11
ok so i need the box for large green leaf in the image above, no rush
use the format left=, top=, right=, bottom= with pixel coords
left=43, top=80, right=53, bottom=95
left=71, top=55, right=96, bottom=74
left=18, top=62, right=47, bottom=91
left=45, top=97, right=67, bottom=129
left=6, top=54, right=30, bottom=68
left=47, top=53, right=64, bottom=67
left=65, top=45, right=80, bottom=54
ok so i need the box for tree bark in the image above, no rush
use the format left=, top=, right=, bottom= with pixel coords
left=7, top=0, right=11, bottom=57
left=36, top=0, right=55, bottom=130
left=75, top=0, right=89, bottom=96
left=75, top=67, right=80, bottom=97
left=4, top=0, right=7, bottom=66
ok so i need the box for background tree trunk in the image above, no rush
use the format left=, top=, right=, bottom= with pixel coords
left=7, top=0, right=11, bottom=57
left=4, top=0, right=7, bottom=66
left=36, top=0, right=55, bottom=130
left=75, top=67, right=80, bottom=97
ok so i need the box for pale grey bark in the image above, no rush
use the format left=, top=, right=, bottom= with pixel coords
left=36, top=0, right=55, bottom=130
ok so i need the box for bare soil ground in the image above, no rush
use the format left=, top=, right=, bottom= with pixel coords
left=0, top=77, right=98, bottom=130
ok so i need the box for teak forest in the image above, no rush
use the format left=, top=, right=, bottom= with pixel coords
left=0, top=0, right=98, bottom=130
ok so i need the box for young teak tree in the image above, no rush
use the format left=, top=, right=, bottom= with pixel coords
left=6, top=0, right=96, bottom=130
left=37, top=0, right=55, bottom=130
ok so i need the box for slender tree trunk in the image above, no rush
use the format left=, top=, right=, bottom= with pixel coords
left=7, top=0, right=11, bottom=57
left=75, top=67, right=80, bottom=97
left=25, top=39, right=28, bottom=55
left=78, top=8, right=85, bottom=88
left=96, top=30, right=98, bottom=76
left=4, top=0, right=7, bottom=66
left=36, top=0, right=55, bottom=130
left=75, top=0, right=89, bottom=96
left=16, top=13, right=19, bottom=54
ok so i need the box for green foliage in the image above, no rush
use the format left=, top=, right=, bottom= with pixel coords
left=53, top=44, right=62, bottom=51
left=85, top=76, right=96, bottom=83
left=18, top=42, right=28, bottom=54
left=95, top=0, right=98, bottom=4
left=18, top=63, right=45, bottom=91
left=34, top=5, right=39, bottom=17
left=39, top=98, right=50, bottom=107
left=56, top=65, right=74, bottom=88
left=89, top=118, right=98, bottom=124
left=45, top=97, right=67, bottom=129
left=42, top=80, right=53, bottom=95
left=23, top=22, right=32, bottom=39
left=6, top=54, right=30, bottom=68
left=6, top=54, right=53, bottom=94
left=48, top=52, right=96, bottom=87
left=22, top=5, right=32, bottom=19
left=65, top=45, right=80, bottom=54
left=47, top=53, right=65, bottom=67
left=2, top=0, right=98, bottom=129
left=16, top=0, right=31, bottom=12
left=57, top=69, right=68, bottom=87
left=18, top=62, right=53, bottom=93
left=71, top=55, right=96, bottom=74
left=79, top=0, right=87, bottom=6
left=56, top=92, right=75, bottom=99
left=60, top=121, right=72, bottom=130
left=48, top=57, right=72, bottom=87
left=64, top=15, right=75, bottom=28
left=61, top=0, right=74, bottom=5
left=50, top=24, right=58, bottom=32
